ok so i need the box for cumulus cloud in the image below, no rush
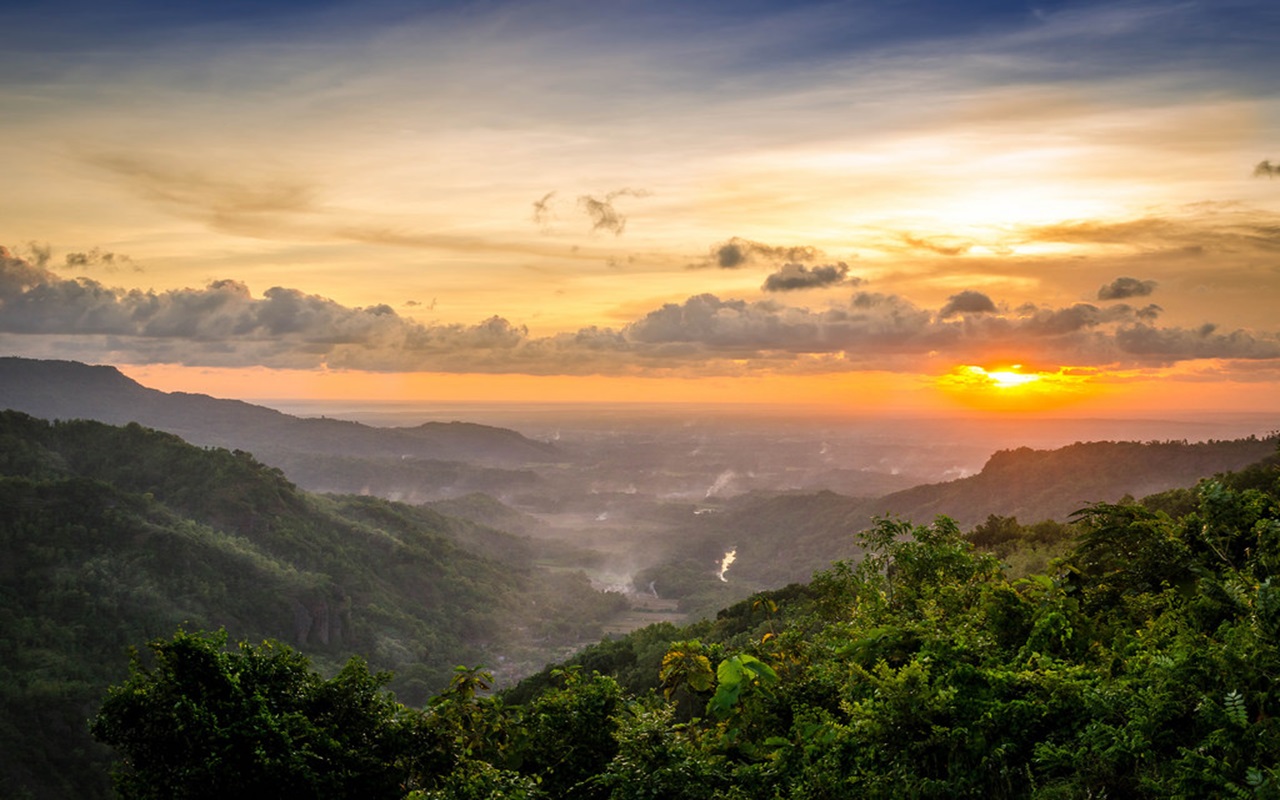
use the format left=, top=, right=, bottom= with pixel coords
left=0, top=248, right=528, bottom=372
left=761, top=262, right=857, bottom=292
left=577, top=188, right=649, bottom=235
left=939, top=290, right=996, bottom=318
left=623, top=292, right=937, bottom=357
left=1098, top=276, right=1157, bottom=300
left=1116, top=323, right=1280, bottom=361
left=701, top=237, right=822, bottom=269
left=1016, top=303, right=1134, bottom=336
left=3, top=246, right=1278, bottom=375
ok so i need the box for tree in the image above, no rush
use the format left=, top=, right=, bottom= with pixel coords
left=91, top=629, right=410, bottom=799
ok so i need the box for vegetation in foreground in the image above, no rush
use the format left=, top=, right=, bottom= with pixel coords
left=90, top=451, right=1280, bottom=798
left=0, top=411, right=626, bottom=799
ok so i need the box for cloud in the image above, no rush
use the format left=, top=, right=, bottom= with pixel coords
left=623, top=292, right=937, bottom=357
left=3, top=246, right=1278, bottom=376
left=87, top=153, right=319, bottom=236
left=902, top=234, right=973, bottom=257
left=1021, top=207, right=1280, bottom=253
left=1098, top=276, right=1157, bottom=300
left=1116, top=323, right=1280, bottom=361
left=0, top=248, right=529, bottom=371
left=577, top=188, right=649, bottom=236
left=1255, top=160, right=1278, bottom=179
left=532, top=191, right=556, bottom=229
left=761, top=262, right=857, bottom=292
left=701, top=237, right=823, bottom=269
left=64, top=248, right=139, bottom=273
left=939, top=290, right=996, bottom=318
left=1017, top=303, right=1131, bottom=336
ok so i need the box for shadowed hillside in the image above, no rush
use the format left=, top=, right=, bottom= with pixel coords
left=0, top=410, right=624, bottom=800
left=653, top=435, right=1280, bottom=595
left=0, top=356, right=568, bottom=502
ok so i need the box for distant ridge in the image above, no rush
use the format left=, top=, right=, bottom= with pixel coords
left=0, top=408, right=620, bottom=799
left=0, top=356, right=559, bottom=469
left=695, top=434, right=1279, bottom=586
left=866, top=437, right=1280, bottom=528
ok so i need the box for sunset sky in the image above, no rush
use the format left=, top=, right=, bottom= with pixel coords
left=2, top=0, right=1279, bottom=415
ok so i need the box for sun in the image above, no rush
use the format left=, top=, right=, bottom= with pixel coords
left=982, top=366, right=1042, bottom=389
left=936, top=364, right=1092, bottom=412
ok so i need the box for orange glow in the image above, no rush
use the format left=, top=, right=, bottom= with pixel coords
left=936, top=364, right=1093, bottom=412
left=118, top=364, right=944, bottom=414
left=115, top=362, right=1280, bottom=419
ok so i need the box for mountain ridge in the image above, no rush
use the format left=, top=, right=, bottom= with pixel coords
left=0, top=356, right=558, bottom=465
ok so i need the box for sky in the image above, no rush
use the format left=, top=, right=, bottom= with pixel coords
left=2, top=0, right=1279, bottom=415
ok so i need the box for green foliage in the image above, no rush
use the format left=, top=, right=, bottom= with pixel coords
left=12, top=408, right=1280, bottom=798
left=493, top=455, right=1280, bottom=798
left=90, top=629, right=408, bottom=799
left=0, top=411, right=627, bottom=798
left=707, top=654, right=777, bottom=721
left=518, top=669, right=623, bottom=798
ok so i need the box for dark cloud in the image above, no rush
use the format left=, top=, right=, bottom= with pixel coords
left=1019, top=303, right=1108, bottom=336
left=3, top=246, right=1278, bottom=376
left=65, top=247, right=138, bottom=273
left=16, top=242, right=52, bottom=269
left=939, top=290, right=996, bottom=318
left=703, top=237, right=822, bottom=269
left=0, top=249, right=528, bottom=371
left=1255, top=160, right=1278, bottom=179
left=761, top=262, right=857, bottom=292
left=623, top=291, right=943, bottom=358
left=1098, top=276, right=1157, bottom=300
left=1116, top=323, right=1280, bottom=361
left=577, top=188, right=648, bottom=235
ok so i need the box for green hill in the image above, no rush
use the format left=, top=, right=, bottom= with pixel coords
left=659, top=435, right=1280, bottom=597
left=0, top=357, right=561, bottom=502
left=0, top=410, right=623, bottom=800
left=82, top=447, right=1280, bottom=799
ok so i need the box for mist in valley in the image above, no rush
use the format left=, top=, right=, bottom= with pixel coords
left=264, top=399, right=1280, bottom=629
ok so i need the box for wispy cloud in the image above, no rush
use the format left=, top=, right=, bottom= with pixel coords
left=902, top=234, right=973, bottom=257
left=87, top=153, right=320, bottom=236
left=532, top=191, right=556, bottom=230
left=1019, top=207, right=1280, bottom=254
left=698, top=237, right=824, bottom=270
left=578, top=188, right=649, bottom=236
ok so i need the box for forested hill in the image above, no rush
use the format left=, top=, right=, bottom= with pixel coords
left=0, top=356, right=558, bottom=466
left=680, top=434, right=1279, bottom=589
left=867, top=436, right=1280, bottom=528
left=84, top=446, right=1280, bottom=798
left=0, top=410, right=623, bottom=800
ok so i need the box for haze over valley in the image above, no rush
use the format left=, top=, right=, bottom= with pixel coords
left=5, top=356, right=1275, bottom=620
left=4, top=0, right=1280, bottom=795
